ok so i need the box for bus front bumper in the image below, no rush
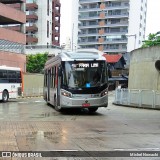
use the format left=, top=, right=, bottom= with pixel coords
left=60, top=95, right=108, bottom=108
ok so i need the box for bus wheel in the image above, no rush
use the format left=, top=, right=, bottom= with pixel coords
left=88, top=107, right=98, bottom=113
left=2, top=90, right=9, bottom=102
left=54, top=98, right=62, bottom=112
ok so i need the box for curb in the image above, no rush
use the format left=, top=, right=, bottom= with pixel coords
left=18, top=96, right=43, bottom=99
left=113, top=102, right=160, bottom=110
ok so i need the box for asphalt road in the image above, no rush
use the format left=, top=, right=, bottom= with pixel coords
left=0, top=93, right=160, bottom=160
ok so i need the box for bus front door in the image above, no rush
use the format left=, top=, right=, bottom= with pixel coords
left=47, top=69, right=51, bottom=101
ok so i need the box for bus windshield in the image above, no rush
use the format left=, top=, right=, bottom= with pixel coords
left=62, top=61, right=106, bottom=88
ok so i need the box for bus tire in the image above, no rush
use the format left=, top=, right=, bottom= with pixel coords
left=54, top=97, right=62, bottom=112
left=2, top=90, right=9, bottom=103
left=88, top=107, right=98, bottom=113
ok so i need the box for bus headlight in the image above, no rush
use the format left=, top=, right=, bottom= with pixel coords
left=100, top=90, right=108, bottom=97
left=61, top=91, right=72, bottom=98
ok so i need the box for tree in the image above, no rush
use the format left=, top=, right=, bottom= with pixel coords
left=26, top=52, right=48, bottom=73
left=142, top=32, right=160, bottom=48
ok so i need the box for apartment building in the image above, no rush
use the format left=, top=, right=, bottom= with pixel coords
left=11, top=0, right=61, bottom=46
left=0, top=0, right=26, bottom=71
left=26, top=0, right=61, bottom=46
left=75, top=0, right=147, bottom=54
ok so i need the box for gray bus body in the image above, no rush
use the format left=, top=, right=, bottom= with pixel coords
left=43, top=50, right=108, bottom=112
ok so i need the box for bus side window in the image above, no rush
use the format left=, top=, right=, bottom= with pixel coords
left=54, top=66, right=56, bottom=88
left=8, top=70, right=17, bottom=83
left=44, top=71, right=47, bottom=87
left=0, top=70, right=8, bottom=83
left=50, top=68, right=53, bottom=88
left=51, top=67, right=54, bottom=88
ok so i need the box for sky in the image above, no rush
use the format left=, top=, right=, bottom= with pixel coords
left=60, top=0, right=160, bottom=45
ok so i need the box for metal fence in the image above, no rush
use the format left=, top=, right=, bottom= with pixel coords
left=114, top=88, right=160, bottom=109
left=23, top=88, right=43, bottom=97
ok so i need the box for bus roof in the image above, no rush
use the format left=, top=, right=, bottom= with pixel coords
left=61, top=50, right=106, bottom=61
left=0, top=66, right=21, bottom=71
left=45, top=50, right=106, bottom=68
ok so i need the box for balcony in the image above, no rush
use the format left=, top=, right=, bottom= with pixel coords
left=78, top=23, right=99, bottom=29
left=26, top=24, right=38, bottom=32
left=53, top=30, right=60, bottom=37
left=26, top=3, right=38, bottom=10
left=105, top=22, right=129, bottom=27
left=79, top=0, right=101, bottom=4
left=54, top=0, right=61, bottom=6
left=26, top=35, right=38, bottom=43
left=79, top=4, right=129, bottom=13
left=103, top=48, right=127, bottom=53
left=79, top=7, right=100, bottom=12
left=0, top=27, right=26, bottom=44
left=107, top=12, right=129, bottom=19
left=79, top=14, right=99, bottom=20
left=26, top=12, right=38, bottom=21
left=78, top=39, right=100, bottom=45
left=105, top=39, right=127, bottom=44
left=78, top=32, right=98, bottom=37
left=54, top=20, right=60, bottom=27
left=52, top=9, right=60, bottom=16
left=78, top=37, right=127, bottom=46
left=78, top=30, right=128, bottom=37
left=0, top=0, right=23, bottom=4
left=0, top=3, right=26, bottom=24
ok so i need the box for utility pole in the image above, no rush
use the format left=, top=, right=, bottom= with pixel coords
left=72, top=23, right=74, bottom=51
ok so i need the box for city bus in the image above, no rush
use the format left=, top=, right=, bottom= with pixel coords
left=0, top=66, right=23, bottom=102
left=43, top=50, right=108, bottom=112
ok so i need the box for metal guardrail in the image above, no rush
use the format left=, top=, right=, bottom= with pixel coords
left=23, top=88, right=43, bottom=97
left=114, top=88, right=160, bottom=109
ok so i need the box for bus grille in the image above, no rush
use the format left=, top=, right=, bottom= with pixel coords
left=18, top=87, right=22, bottom=96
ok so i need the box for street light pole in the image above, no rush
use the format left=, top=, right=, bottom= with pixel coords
left=72, top=23, right=74, bottom=51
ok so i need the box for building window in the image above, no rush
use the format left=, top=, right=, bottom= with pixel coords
left=47, top=21, right=49, bottom=38
left=140, top=23, right=142, bottom=28
left=47, top=0, right=49, bottom=16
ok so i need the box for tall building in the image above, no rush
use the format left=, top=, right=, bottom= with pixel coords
left=74, top=0, right=147, bottom=54
left=26, top=0, right=61, bottom=46
left=10, top=0, right=61, bottom=46
left=0, top=0, right=26, bottom=71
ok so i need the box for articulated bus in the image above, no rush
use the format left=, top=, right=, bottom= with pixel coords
left=0, top=66, right=23, bottom=102
left=43, top=50, right=108, bottom=112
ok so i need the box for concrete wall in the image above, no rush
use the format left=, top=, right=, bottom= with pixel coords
left=23, top=73, right=44, bottom=90
left=129, top=46, right=160, bottom=90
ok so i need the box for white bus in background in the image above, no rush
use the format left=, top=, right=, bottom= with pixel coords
left=43, top=50, right=108, bottom=113
left=0, top=66, right=23, bottom=102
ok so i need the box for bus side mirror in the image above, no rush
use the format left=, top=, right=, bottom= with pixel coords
left=58, top=66, right=62, bottom=76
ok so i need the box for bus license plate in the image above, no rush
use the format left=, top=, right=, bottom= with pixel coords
left=82, top=103, right=90, bottom=107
